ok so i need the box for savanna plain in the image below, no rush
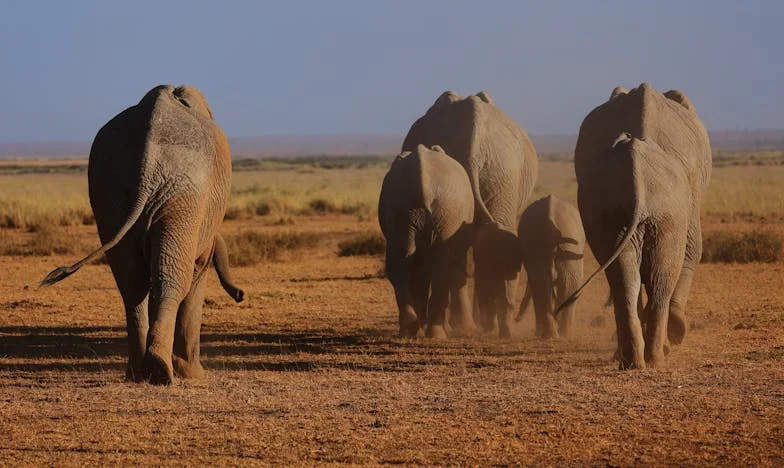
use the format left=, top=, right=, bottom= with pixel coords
left=0, top=154, right=782, bottom=465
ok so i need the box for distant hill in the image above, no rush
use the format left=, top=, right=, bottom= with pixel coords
left=2, top=130, right=783, bottom=159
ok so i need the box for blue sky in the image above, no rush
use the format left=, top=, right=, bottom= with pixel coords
left=0, top=1, right=782, bottom=142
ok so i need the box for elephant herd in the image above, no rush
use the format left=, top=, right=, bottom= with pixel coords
left=41, top=82, right=712, bottom=384
left=380, top=83, right=712, bottom=370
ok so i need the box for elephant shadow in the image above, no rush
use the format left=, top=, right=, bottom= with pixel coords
left=0, top=325, right=402, bottom=374
left=0, top=325, right=127, bottom=373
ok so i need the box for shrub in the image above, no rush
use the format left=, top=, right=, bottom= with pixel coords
left=1, top=225, right=80, bottom=257
left=308, top=198, right=338, bottom=214
left=338, top=232, right=386, bottom=257
left=222, top=230, right=321, bottom=266
left=254, top=201, right=271, bottom=216
left=701, top=230, right=783, bottom=263
left=223, top=206, right=245, bottom=221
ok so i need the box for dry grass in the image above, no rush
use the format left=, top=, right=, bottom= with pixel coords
left=713, top=150, right=784, bottom=167
left=2, top=154, right=782, bottom=233
left=702, top=165, right=784, bottom=220
left=0, top=225, right=84, bottom=256
left=338, top=232, right=386, bottom=257
left=702, top=230, right=783, bottom=263
left=222, top=230, right=322, bottom=266
left=0, top=216, right=782, bottom=465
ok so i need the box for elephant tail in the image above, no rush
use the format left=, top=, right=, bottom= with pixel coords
left=515, top=280, right=533, bottom=322
left=554, top=134, right=643, bottom=317
left=212, top=233, right=245, bottom=303
left=40, top=196, right=148, bottom=288
left=468, top=163, right=498, bottom=227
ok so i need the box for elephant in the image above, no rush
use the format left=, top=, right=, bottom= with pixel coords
left=402, top=91, right=539, bottom=338
left=556, top=82, right=711, bottom=369
left=41, top=85, right=245, bottom=385
left=515, top=195, right=585, bottom=339
left=378, top=144, right=474, bottom=338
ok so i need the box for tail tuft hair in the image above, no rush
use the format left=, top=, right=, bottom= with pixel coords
left=39, top=266, right=76, bottom=288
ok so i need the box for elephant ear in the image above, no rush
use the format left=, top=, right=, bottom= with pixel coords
left=173, top=85, right=214, bottom=120
left=663, top=89, right=694, bottom=111
left=430, top=144, right=446, bottom=154
left=610, top=86, right=628, bottom=99
left=475, top=91, right=493, bottom=104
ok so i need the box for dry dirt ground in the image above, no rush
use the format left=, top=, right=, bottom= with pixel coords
left=0, top=215, right=782, bottom=465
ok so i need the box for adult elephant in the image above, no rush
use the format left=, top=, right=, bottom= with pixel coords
left=379, top=144, right=474, bottom=338
left=516, top=195, right=585, bottom=338
left=403, top=91, right=539, bottom=338
left=557, top=83, right=711, bottom=369
left=41, top=85, right=245, bottom=385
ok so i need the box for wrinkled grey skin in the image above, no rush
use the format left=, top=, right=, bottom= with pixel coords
left=557, top=83, right=711, bottom=369
left=516, top=195, right=585, bottom=338
left=42, top=85, right=245, bottom=385
left=379, top=145, right=475, bottom=338
left=402, top=91, right=539, bottom=338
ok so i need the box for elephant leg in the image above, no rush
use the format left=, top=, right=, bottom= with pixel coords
left=606, top=248, right=645, bottom=369
left=478, top=298, right=495, bottom=333
left=172, top=271, right=207, bottom=379
left=668, top=214, right=701, bottom=345
left=392, top=275, right=418, bottom=338
left=446, top=232, right=476, bottom=335
left=530, top=268, right=558, bottom=339
left=497, top=273, right=520, bottom=339
left=125, top=297, right=150, bottom=382
left=144, top=225, right=196, bottom=385
left=387, top=248, right=419, bottom=337
left=411, top=257, right=431, bottom=335
left=107, top=246, right=150, bottom=383
left=426, top=249, right=449, bottom=339
left=643, top=236, right=686, bottom=368
left=448, top=278, right=474, bottom=336
left=555, top=260, right=582, bottom=338
left=145, top=294, right=184, bottom=385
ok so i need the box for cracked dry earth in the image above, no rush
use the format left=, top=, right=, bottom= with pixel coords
left=0, top=216, right=782, bottom=465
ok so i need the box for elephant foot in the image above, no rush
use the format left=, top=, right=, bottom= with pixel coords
left=645, top=350, right=666, bottom=369
left=125, top=363, right=147, bottom=383
left=399, top=323, right=421, bottom=338
left=449, top=319, right=477, bottom=337
left=172, top=355, right=206, bottom=379
left=479, top=315, right=495, bottom=334
left=498, top=325, right=511, bottom=339
left=451, top=325, right=477, bottom=338
left=425, top=324, right=447, bottom=340
left=143, top=352, right=174, bottom=386
left=668, top=315, right=687, bottom=345
left=616, top=354, right=646, bottom=370
left=535, top=328, right=560, bottom=340
left=645, top=358, right=665, bottom=369
left=398, top=311, right=420, bottom=338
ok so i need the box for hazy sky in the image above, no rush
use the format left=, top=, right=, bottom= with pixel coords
left=1, top=1, right=782, bottom=143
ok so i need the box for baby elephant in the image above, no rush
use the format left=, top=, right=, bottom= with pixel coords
left=378, top=144, right=475, bottom=338
left=516, top=195, right=585, bottom=338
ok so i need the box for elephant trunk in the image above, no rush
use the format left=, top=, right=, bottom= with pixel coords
left=554, top=135, right=644, bottom=317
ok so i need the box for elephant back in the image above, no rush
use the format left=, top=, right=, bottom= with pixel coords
left=575, top=83, right=711, bottom=195
left=403, top=91, right=538, bottom=230
left=87, top=85, right=232, bottom=253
